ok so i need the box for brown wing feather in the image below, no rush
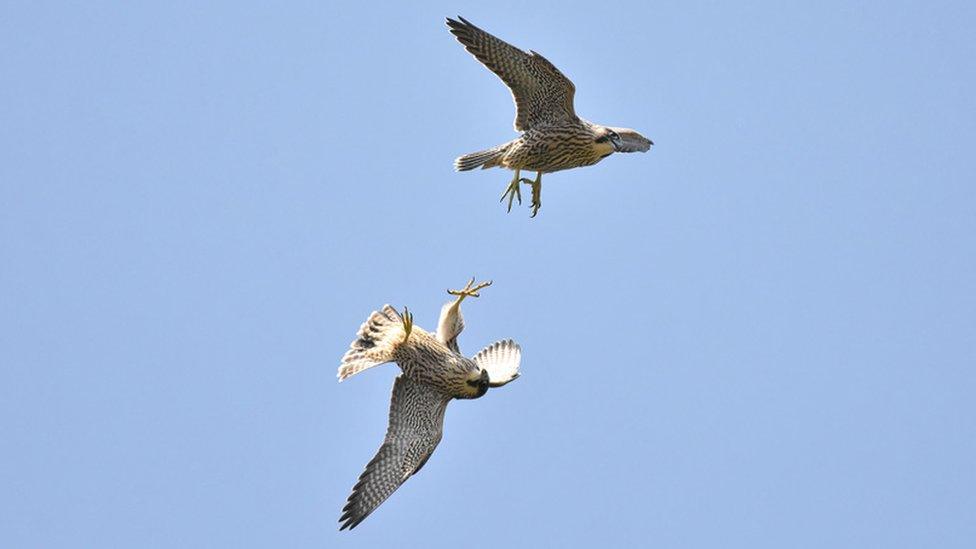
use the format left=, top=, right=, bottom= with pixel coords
left=338, top=376, right=451, bottom=530
left=447, top=16, right=577, bottom=131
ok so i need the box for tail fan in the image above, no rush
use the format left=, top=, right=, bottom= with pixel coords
left=454, top=143, right=508, bottom=171
left=338, top=305, right=403, bottom=382
left=473, top=339, right=521, bottom=387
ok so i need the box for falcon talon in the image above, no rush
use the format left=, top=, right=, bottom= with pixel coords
left=400, top=306, right=413, bottom=343
left=447, top=278, right=492, bottom=301
left=500, top=171, right=524, bottom=212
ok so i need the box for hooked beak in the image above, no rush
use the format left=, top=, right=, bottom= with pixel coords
left=463, top=370, right=491, bottom=399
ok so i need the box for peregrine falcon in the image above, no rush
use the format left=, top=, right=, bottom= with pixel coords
left=448, top=16, right=654, bottom=217
left=337, top=279, right=522, bottom=530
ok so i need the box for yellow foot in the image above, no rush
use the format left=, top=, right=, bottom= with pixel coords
left=447, top=277, right=493, bottom=302
left=400, top=306, right=413, bottom=343
left=518, top=175, right=542, bottom=218
left=499, top=176, right=523, bottom=213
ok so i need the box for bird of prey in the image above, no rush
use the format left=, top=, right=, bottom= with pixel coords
left=337, top=279, right=522, bottom=530
left=447, top=16, right=653, bottom=217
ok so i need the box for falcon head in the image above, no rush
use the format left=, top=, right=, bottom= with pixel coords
left=595, top=126, right=654, bottom=155
left=460, top=339, right=522, bottom=399
left=463, top=369, right=491, bottom=399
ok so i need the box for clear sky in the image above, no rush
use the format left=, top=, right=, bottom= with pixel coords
left=2, top=1, right=974, bottom=547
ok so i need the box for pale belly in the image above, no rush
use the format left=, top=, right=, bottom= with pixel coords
left=500, top=135, right=609, bottom=173
left=393, top=331, right=481, bottom=397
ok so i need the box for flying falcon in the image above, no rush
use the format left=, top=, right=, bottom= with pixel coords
left=448, top=16, right=653, bottom=217
left=337, top=279, right=522, bottom=530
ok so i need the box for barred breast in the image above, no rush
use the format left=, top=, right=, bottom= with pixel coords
left=392, top=328, right=482, bottom=398
left=502, top=125, right=608, bottom=173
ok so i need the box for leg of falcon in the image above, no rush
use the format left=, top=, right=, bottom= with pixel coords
left=519, top=171, right=543, bottom=218
left=500, top=168, right=523, bottom=213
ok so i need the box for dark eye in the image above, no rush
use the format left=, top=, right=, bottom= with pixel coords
left=608, top=130, right=620, bottom=143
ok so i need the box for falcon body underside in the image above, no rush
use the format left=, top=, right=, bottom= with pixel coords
left=492, top=124, right=615, bottom=174
left=392, top=326, right=485, bottom=399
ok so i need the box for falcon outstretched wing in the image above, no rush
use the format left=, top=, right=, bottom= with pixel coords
left=339, top=375, right=451, bottom=530
left=447, top=16, right=577, bottom=131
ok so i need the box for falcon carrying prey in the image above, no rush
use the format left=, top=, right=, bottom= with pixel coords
left=337, top=279, right=522, bottom=530
left=448, top=16, right=654, bottom=217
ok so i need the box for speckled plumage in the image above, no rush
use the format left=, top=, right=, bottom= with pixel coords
left=447, top=16, right=653, bottom=216
left=338, top=374, right=449, bottom=531
left=337, top=281, right=521, bottom=530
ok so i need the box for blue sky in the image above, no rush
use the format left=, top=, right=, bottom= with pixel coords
left=2, top=1, right=974, bottom=547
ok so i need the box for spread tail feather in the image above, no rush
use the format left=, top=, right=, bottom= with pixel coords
left=473, top=339, right=521, bottom=387
left=338, top=305, right=402, bottom=382
left=454, top=143, right=509, bottom=171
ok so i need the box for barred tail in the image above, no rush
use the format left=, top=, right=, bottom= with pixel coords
left=454, top=143, right=509, bottom=171
left=338, top=305, right=403, bottom=382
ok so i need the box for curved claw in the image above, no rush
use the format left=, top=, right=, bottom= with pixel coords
left=499, top=182, right=522, bottom=213
left=400, top=306, right=413, bottom=343
left=499, top=169, right=525, bottom=213
left=448, top=277, right=493, bottom=300
left=520, top=176, right=542, bottom=218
